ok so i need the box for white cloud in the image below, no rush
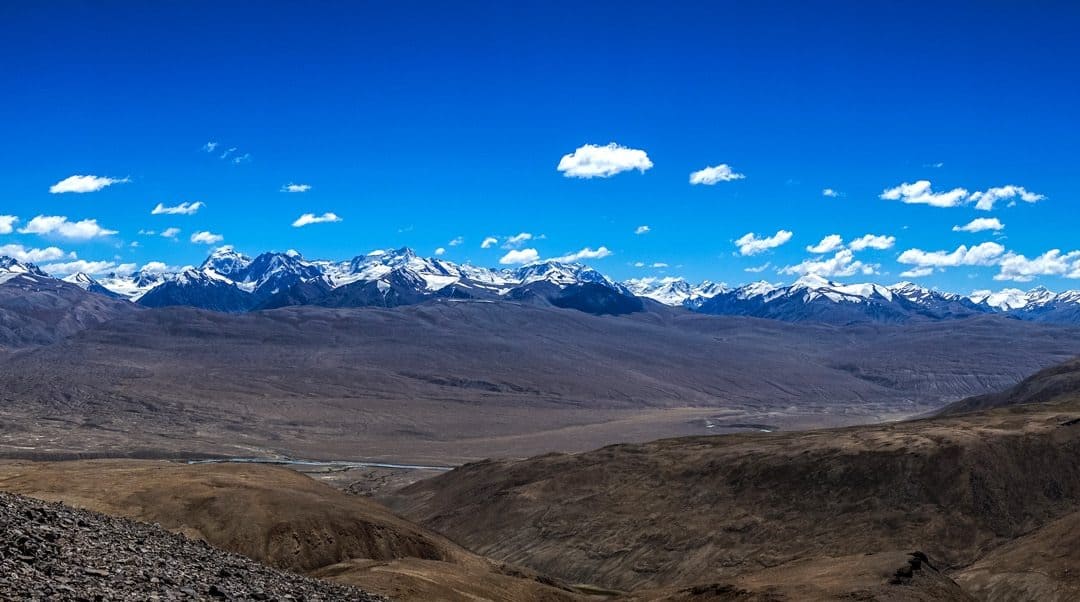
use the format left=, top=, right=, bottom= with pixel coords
left=161, top=227, right=181, bottom=239
left=481, top=236, right=499, bottom=249
left=434, top=247, right=446, bottom=256
left=900, top=266, right=935, bottom=278
left=499, top=248, right=540, bottom=265
left=0, top=244, right=70, bottom=263
left=880, top=180, right=969, bottom=208
left=780, top=249, right=877, bottom=278
left=735, top=230, right=793, bottom=256
left=552, top=246, right=613, bottom=263
left=190, top=231, right=224, bottom=245
left=448, top=236, right=464, bottom=246
left=232, top=153, right=252, bottom=164
left=806, top=234, right=843, bottom=254
left=49, top=175, right=129, bottom=194
left=635, top=225, right=650, bottom=235
left=292, top=212, right=342, bottom=227
left=503, top=232, right=533, bottom=248
left=140, top=261, right=174, bottom=275
left=995, top=250, right=1080, bottom=282
left=44, top=259, right=126, bottom=276
left=953, top=217, right=1004, bottom=233
left=557, top=143, right=653, bottom=179
left=822, top=188, right=840, bottom=198
left=651, top=262, right=668, bottom=268
left=203, top=142, right=218, bottom=152
left=881, top=180, right=1044, bottom=211
left=151, top=201, right=204, bottom=215
left=138, top=229, right=156, bottom=235
left=18, top=215, right=118, bottom=240
left=634, top=261, right=645, bottom=268
left=849, top=234, right=895, bottom=251
left=897, top=242, right=1005, bottom=268
left=745, top=262, right=771, bottom=273
left=0, top=215, right=17, bottom=234
left=689, top=164, right=745, bottom=185
left=281, top=183, right=312, bottom=193
left=969, top=185, right=1044, bottom=211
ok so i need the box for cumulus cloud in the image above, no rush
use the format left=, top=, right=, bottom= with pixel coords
left=881, top=180, right=969, bottom=208
left=806, top=234, right=843, bottom=254
left=281, top=183, right=311, bottom=193
left=900, top=266, right=935, bottom=278
left=552, top=246, right=613, bottom=263
left=897, top=242, right=1005, bottom=268
left=969, top=185, right=1044, bottom=211
left=0, top=215, right=17, bottom=234
left=0, top=244, right=70, bottom=264
left=651, top=262, right=669, bottom=268
left=822, top=188, right=841, bottom=198
left=745, top=262, right=771, bottom=273
left=161, top=227, right=181, bottom=239
left=190, top=231, right=224, bottom=245
left=292, top=212, right=342, bottom=227
left=18, top=215, right=118, bottom=240
left=499, top=248, right=540, bottom=265
left=44, top=259, right=128, bottom=276
left=502, top=232, right=533, bottom=248
left=151, top=201, right=204, bottom=215
left=481, top=236, right=499, bottom=249
left=448, top=236, right=464, bottom=246
left=881, top=180, right=1044, bottom=211
left=953, top=217, right=1004, bottom=233
left=735, top=230, right=793, bottom=256
left=689, top=164, right=745, bottom=185
left=434, top=247, right=446, bottom=256
left=49, top=175, right=129, bottom=194
left=780, top=249, right=877, bottom=278
left=139, top=261, right=175, bottom=275
left=635, top=225, right=650, bottom=235
left=849, top=234, right=895, bottom=251
left=557, top=143, right=653, bottom=178
left=995, top=250, right=1080, bottom=282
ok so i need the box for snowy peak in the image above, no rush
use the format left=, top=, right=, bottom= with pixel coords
left=200, top=246, right=252, bottom=277
left=514, top=261, right=623, bottom=292
left=624, top=278, right=727, bottom=307
left=62, top=272, right=98, bottom=289
left=0, top=257, right=51, bottom=286
left=970, top=286, right=1067, bottom=311
left=0, top=257, right=47, bottom=278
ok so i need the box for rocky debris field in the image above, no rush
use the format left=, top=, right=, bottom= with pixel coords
left=0, top=491, right=383, bottom=601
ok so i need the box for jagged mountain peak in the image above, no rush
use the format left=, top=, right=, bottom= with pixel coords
left=200, top=246, right=252, bottom=277
left=0, top=256, right=48, bottom=278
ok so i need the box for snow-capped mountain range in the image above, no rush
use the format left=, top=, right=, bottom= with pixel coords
left=9, top=247, right=1080, bottom=323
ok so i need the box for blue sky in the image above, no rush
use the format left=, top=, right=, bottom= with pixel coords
left=2, top=1, right=1079, bottom=292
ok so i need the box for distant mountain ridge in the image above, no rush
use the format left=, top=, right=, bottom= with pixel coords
left=11, top=248, right=1080, bottom=323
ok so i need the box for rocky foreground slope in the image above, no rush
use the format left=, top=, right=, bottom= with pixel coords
left=0, top=490, right=380, bottom=601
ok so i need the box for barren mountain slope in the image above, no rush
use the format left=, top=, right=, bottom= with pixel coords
left=0, top=275, right=136, bottom=348
left=1, top=302, right=1078, bottom=462
left=385, top=393, right=1080, bottom=593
